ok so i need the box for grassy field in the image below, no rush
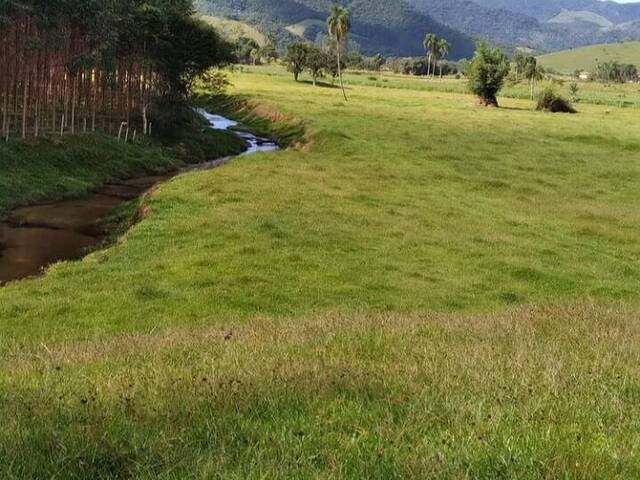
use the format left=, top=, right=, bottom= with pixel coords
left=245, top=64, right=640, bottom=108
left=2, top=66, right=640, bottom=477
left=537, top=41, right=640, bottom=74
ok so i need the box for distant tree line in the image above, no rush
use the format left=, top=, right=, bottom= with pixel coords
left=234, top=37, right=278, bottom=65
left=279, top=5, right=352, bottom=100
left=283, top=42, right=344, bottom=86
left=593, top=61, right=639, bottom=84
left=386, top=57, right=461, bottom=77
left=0, top=0, right=232, bottom=141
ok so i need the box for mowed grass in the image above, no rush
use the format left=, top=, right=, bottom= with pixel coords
left=1, top=67, right=640, bottom=477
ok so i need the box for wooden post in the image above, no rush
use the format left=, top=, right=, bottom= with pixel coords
left=117, top=121, right=126, bottom=141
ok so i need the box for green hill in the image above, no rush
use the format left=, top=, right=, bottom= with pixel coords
left=548, top=9, right=614, bottom=28
left=537, top=41, right=640, bottom=73
left=200, top=15, right=268, bottom=46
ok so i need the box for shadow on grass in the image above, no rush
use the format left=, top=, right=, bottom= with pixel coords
left=298, top=80, right=341, bottom=89
left=496, top=105, right=533, bottom=112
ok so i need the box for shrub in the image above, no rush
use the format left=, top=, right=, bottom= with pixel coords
left=569, top=82, right=579, bottom=102
left=466, top=42, right=510, bottom=107
left=196, top=69, right=231, bottom=94
left=536, top=87, right=577, bottom=113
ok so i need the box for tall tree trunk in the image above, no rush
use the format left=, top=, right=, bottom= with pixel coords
left=336, top=35, right=347, bottom=102
left=530, top=79, right=534, bottom=100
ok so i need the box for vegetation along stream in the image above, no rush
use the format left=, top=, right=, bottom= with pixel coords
left=0, top=112, right=278, bottom=285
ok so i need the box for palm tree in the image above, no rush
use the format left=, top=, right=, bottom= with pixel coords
left=524, top=56, right=545, bottom=100
left=423, top=33, right=437, bottom=77
left=437, top=38, right=450, bottom=78
left=513, top=51, right=526, bottom=83
left=327, top=4, right=351, bottom=101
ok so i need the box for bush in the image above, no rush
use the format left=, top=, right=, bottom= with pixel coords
left=536, top=87, right=577, bottom=113
left=466, top=42, right=510, bottom=107
left=196, top=69, right=231, bottom=95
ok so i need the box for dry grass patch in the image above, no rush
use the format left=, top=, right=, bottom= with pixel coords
left=2, top=303, right=640, bottom=478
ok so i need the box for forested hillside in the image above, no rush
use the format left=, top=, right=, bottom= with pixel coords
left=195, top=0, right=475, bottom=57
left=474, top=0, right=640, bottom=22
left=412, top=0, right=640, bottom=52
left=197, top=0, right=640, bottom=56
left=407, top=0, right=548, bottom=49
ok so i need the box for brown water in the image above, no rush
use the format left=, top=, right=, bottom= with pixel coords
left=0, top=112, right=278, bottom=285
left=0, top=176, right=162, bottom=284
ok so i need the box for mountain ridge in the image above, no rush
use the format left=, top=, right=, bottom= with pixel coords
left=195, top=0, right=475, bottom=58
left=196, top=0, right=640, bottom=57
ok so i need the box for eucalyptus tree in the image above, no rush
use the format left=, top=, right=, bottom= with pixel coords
left=0, top=0, right=233, bottom=140
left=327, top=4, right=351, bottom=101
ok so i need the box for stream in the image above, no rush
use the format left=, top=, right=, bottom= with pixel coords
left=0, top=112, right=278, bottom=285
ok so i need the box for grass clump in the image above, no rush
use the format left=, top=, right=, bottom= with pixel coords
left=536, top=87, right=577, bottom=113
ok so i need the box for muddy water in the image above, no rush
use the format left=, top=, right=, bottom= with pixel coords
left=0, top=113, right=278, bottom=285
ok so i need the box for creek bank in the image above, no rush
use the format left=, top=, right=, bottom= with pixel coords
left=0, top=112, right=278, bottom=285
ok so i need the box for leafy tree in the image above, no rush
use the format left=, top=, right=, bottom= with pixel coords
left=325, top=47, right=346, bottom=83
left=284, top=42, right=309, bottom=82
left=621, top=63, right=639, bottom=82
left=196, top=69, right=232, bottom=94
left=368, top=53, right=386, bottom=72
left=327, top=4, right=351, bottom=101
left=344, top=50, right=363, bottom=68
left=458, top=58, right=470, bottom=76
left=235, top=36, right=260, bottom=64
left=305, top=46, right=328, bottom=86
left=466, top=42, right=510, bottom=107
left=423, top=33, right=437, bottom=77
left=259, top=44, right=278, bottom=63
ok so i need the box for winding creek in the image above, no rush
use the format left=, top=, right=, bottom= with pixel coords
left=0, top=111, right=278, bottom=285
